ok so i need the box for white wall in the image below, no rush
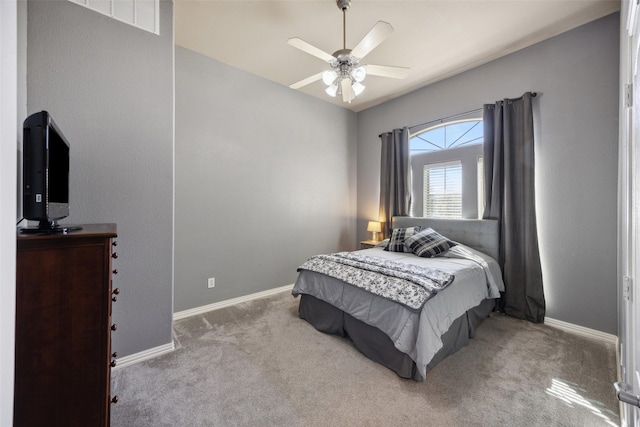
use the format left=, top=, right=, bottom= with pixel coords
left=357, top=13, right=620, bottom=334
left=174, top=46, right=358, bottom=312
left=0, top=1, right=17, bottom=423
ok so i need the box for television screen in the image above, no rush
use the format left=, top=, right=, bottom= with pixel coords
left=46, top=121, right=70, bottom=219
left=21, top=111, right=77, bottom=233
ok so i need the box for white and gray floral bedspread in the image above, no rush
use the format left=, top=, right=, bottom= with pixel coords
left=297, top=252, right=454, bottom=310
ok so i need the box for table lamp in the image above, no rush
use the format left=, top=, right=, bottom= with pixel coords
left=367, top=221, right=382, bottom=242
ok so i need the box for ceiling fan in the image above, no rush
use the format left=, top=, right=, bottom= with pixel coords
left=288, top=0, right=409, bottom=103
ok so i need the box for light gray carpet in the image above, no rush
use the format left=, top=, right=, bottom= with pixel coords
left=111, top=291, right=620, bottom=426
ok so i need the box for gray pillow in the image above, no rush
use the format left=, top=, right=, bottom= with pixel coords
left=384, top=226, right=421, bottom=253
left=405, top=227, right=457, bottom=257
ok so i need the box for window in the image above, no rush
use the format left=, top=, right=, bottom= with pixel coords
left=410, top=119, right=483, bottom=218
left=411, top=119, right=483, bottom=155
left=68, top=0, right=160, bottom=34
left=424, top=161, right=462, bottom=218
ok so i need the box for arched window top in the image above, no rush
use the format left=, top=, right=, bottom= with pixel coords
left=410, top=119, right=483, bottom=155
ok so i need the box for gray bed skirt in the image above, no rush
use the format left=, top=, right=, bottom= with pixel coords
left=298, top=294, right=495, bottom=380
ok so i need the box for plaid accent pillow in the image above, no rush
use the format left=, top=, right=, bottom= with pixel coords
left=405, top=227, right=457, bottom=258
left=384, top=226, right=421, bottom=253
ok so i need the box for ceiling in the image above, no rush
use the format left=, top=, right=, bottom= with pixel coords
left=174, top=0, right=620, bottom=113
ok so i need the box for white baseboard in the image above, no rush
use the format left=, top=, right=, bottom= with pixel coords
left=545, top=317, right=618, bottom=344
left=173, top=284, right=294, bottom=321
left=112, top=341, right=175, bottom=370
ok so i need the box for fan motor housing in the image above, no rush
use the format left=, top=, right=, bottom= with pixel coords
left=337, top=0, right=351, bottom=11
left=333, top=49, right=354, bottom=63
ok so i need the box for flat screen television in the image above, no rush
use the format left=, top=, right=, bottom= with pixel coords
left=21, top=111, right=80, bottom=234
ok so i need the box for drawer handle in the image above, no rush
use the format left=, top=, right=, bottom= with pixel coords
left=112, top=269, right=118, bottom=275
left=112, top=352, right=118, bottom=358
left=112, top=241, right=118, bottom=247
left=113, top=288, right=120, bottom=295
left=112, top=252, right=118, bottom=259
left=112, top=296, right=118, bottom=302
left=111, top=324, right=118, bottom=331
left=110, top=360, right=117, bottom=368
left=111, top=396, right=119, bottom=404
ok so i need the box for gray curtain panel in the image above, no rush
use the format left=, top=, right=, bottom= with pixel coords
left=483, top=92, right=545, bottom=323
left=378, top=127, right=411, bottom=238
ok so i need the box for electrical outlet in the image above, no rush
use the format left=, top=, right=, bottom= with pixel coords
left=207, top=277, right=215, bottom=289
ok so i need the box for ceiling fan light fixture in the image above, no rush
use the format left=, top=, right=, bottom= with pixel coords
left=351, top=66, right=366, bottom=82
left=352, top=81, right=365, bottom=96
left=322, top=70, right=338, bottom=86
left=288, top=0, right=408, bottom=104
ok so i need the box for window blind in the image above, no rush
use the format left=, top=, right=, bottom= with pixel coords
left=424, top=161, right=462, bottom=218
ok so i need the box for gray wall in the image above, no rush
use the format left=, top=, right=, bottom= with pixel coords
left=174, top=47, right=357, bottom=312
left=357, top=13, right=620, bottom=334
left=26, top=0, right=174, bottom=356
left=23, top=0, right=619, bottom=358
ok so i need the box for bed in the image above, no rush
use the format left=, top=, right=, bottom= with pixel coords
left=292, top=216, right=504, bottom=381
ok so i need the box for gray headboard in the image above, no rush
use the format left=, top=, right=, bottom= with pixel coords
left=391, top=216, right=500, bottom=261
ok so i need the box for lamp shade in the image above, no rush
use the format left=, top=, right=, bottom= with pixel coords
left=367, top=221, right=382, bottom=233
left=352, top=82, right=365, bottom=96
left=322, top=70, right=337, bottom=85
left=325, top=83, right=338, bottom=97
left=351, top=66, right=366, bottom=82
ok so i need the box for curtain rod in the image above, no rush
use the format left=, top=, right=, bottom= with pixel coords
left=407, top=92, right=537, bottom=133
left=408, top=107, right=482, bottom=132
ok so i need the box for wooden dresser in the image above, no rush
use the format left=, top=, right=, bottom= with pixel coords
left=15, top=224, right=119, bottom=427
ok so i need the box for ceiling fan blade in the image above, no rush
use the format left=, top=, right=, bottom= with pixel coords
left=365, top=64, right=410, bottom=79
left=289, top=72, right=324, bottom=90
left=287, top=38, right=336, bottom=63
left=350, top=21, right=394, bottom=60
left=341, top=79, right=354, bottom=103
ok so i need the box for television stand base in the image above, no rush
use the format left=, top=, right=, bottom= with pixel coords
left=19, top=225, right=83, bottom=235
